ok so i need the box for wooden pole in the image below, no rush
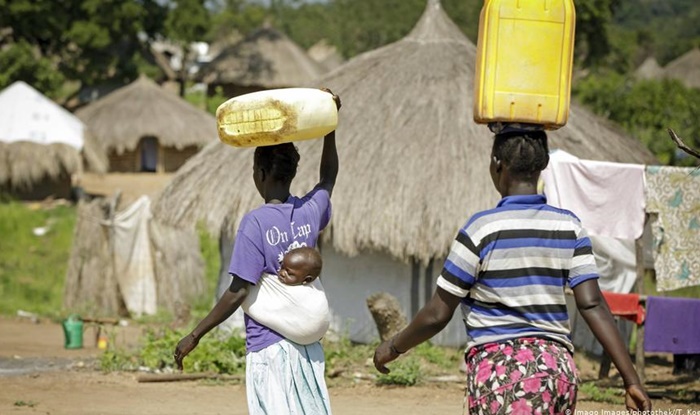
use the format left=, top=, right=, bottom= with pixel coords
left=411, top=259, right=420, bottom=317
left=424, top=259, right=434, bottom=305
left=635, top=219, right=647, bottom=385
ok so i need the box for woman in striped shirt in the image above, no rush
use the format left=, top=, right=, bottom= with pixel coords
left=373, top=130, right=651, bottom=414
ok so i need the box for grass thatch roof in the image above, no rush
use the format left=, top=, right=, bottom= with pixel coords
left=153, top=0, right=657, bottom=264
left=308, top=39, right=345, bottom=72
left=663, top=48, right=700, bottom=89
left=76, top=76, right=217, bottom=154
left=0, top=81, right=107, bottom=187
left=634, top=57, right=664, bottom=80
left=81, top=130, right=109, bottom=173
left=0, top=141, right=82, bottom=189
left=197, top=26, right=326, bottom=88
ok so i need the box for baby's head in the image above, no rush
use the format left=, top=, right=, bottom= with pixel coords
left=278, top=247, right=323, bottom=286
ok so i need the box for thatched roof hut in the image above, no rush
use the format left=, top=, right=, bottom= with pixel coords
left=634, top=57, right=664, bottom=81
left=154, top=0, right=656, bottom=264
left=76, top=75, right=217, bottom=173
left=308, top=39, right=345, bottom=72
left=0, top=81, right=106, bottom=197
left=196, top=26, right=326, bottom=97
left=0, top=142, right=81, bottom=190
left=663, top=48, right=700, bottom=89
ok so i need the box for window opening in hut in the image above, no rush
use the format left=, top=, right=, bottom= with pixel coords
left=140, top=136, right=158, bottom=173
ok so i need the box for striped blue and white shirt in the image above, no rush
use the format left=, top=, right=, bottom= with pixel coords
left=437, top=194, right=599, bottom=353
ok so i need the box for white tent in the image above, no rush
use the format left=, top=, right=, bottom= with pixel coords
left=0, top=81, right=85, bottom=149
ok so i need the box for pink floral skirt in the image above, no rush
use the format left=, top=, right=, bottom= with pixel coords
left=464, top=337, right=578, bottom=415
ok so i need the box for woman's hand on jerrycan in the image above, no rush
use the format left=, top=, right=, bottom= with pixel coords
left=173, top=333, right=199, bottom=371
left=319, top=87, right=341, bottom=111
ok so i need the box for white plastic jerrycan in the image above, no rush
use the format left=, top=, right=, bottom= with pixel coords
left=216, top=88, right=338, bottom=147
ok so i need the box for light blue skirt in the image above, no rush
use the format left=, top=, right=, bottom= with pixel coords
left=246, top=339, right=332, bottom=415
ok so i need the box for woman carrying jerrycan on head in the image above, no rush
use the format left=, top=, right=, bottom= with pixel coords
left=373, top=130, right=652, bottom=415
left=174, top=88, right=341, bottom=415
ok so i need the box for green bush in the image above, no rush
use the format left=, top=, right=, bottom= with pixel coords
left=100, top=327, right=247, bottom=374
left=376, top=357, right=421, bottom=386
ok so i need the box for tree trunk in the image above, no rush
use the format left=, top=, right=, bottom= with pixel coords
left=366, top=292, right=407, bottom=342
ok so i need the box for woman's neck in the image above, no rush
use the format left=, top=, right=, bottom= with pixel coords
left=264, top=185, right=291, bottom=204
left=501, top=181, right=538, bottom=197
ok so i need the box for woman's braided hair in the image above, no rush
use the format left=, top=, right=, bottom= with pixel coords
left=254, top=143, right=300, bottom=183
left=493, top=130, right=550, bottom=179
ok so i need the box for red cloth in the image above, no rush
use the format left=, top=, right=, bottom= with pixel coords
left=602, top=291, right=645, bottom=325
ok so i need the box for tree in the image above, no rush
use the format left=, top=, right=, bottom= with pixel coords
left=0, top=0, right=166, bottom=98
left=164, top=0, right=211, bottom=96
left=208, top=0, right=268, bottom=41
left=574, top=73, right=700, bottom=166
left=0, top=40, right=65, bottom=97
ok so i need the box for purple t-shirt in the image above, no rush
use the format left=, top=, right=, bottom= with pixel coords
left=228, top=186, right=331, bottom=352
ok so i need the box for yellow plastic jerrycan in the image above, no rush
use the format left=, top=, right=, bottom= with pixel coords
left=473, top=0, right=576, bottom=130
left=217, top=88, right=338, bottom=147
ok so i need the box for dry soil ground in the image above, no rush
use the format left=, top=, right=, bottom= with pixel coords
left=0, top=316, right=698, bottom=415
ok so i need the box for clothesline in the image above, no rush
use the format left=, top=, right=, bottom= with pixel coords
left=543, top=152, right=700, bottom=292
left=563, top=289, right=648, bottom=303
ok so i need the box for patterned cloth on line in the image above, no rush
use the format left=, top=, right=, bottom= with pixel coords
left=465, top=337, right=578, bottom=415
left=645, top=166, right=700, bottom=291
left=246, top=340, right=332, bottom=415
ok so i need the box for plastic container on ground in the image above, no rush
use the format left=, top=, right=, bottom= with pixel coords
left=473, top=0, right=576, bottom=130
left=62, top=314, right=83, bottom=349
left=216, top=88, right=338, bottom=147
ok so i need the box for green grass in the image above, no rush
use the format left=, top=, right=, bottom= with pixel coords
left=98, top=325, right=462, bottom=387
left=193, top=223, right=222, bottom=314
left=0, top=202, right=76, bottom=318
left=0, top=202, right=222, bottom=320
left=579, top=382, right=624, bottom=404
left=376, top=357, right=422, bottom=386
left=13, top=400, right=38, bottom=408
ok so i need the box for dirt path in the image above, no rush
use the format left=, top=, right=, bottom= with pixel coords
left=1, top=317, right=697, bottom=415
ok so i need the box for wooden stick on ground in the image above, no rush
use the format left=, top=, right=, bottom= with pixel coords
left=137, top=373, right=244, bottom=383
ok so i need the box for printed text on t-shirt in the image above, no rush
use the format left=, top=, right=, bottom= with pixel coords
left=265, top=221, right=312, bottom=246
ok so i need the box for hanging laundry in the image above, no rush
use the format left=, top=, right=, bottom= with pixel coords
left=541, top=150, right=646, bottom=240
left=589, top=235, right=637, bottom=294
left=645, top=166, right=700, bottom=291
left=601, top=291, right=645, bottom=325
left=644, top=296, right=700, bottom=354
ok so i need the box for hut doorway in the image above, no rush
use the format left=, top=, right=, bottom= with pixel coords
left=140, top=136, right=159, bottom=173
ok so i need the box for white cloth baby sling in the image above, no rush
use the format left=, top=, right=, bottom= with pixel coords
left=242, top=273, right=330, bottom=345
